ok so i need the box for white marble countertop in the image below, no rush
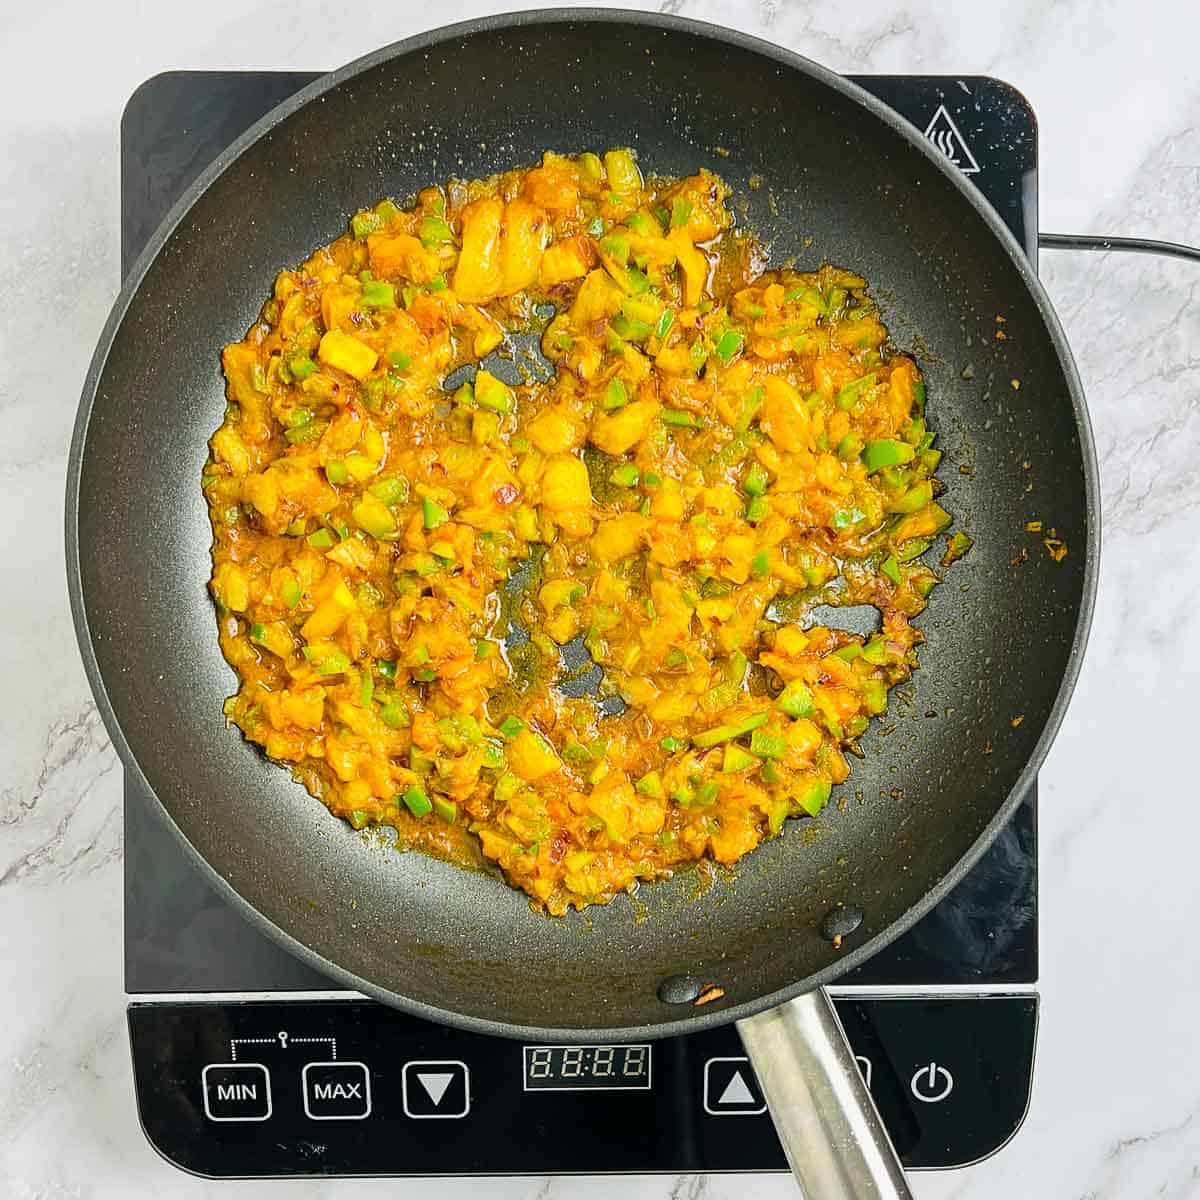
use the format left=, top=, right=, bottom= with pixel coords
left=4, top=1, right=1200, bottom=1196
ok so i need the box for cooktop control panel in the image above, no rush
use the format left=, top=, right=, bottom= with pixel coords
left=131, top=997, right=1035, bottom=1176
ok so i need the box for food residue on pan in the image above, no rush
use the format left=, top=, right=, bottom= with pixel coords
left=1043, top=529, right=1069, bottom=562
left=940, top=530, right=973, bottom=567
left=203, top=148, right=964, bottom=916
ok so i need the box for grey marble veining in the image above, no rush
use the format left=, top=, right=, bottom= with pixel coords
left=3, top=1, right=1199, bottom=1196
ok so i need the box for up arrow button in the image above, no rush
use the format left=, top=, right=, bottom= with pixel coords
left=703, top=1057, right=767, bottom=1116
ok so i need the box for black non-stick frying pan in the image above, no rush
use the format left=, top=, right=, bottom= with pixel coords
left=67, top=11, right=1097, bottom=1195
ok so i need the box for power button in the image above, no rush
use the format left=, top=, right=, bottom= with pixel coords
left=909, top=1061, right=954, bottom=1104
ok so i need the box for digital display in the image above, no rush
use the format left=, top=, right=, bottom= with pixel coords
left=523, top=1044, right=653, bottom=1091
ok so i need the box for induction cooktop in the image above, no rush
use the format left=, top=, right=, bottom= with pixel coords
left=121, top=69, right=1039, bottom=1179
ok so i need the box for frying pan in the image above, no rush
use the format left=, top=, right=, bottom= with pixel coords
left=67, top=11, right=1097, bottom=1196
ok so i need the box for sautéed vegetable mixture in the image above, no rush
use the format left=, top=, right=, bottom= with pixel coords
left=203, top=150, right=953, bottom=915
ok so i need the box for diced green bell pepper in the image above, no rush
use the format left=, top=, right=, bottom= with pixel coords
left=832, top=507, right=865, bottom=531
left=403, top=786, right=433, bottom=818
left=303, top=645, right=350, bottom=676
left=861, top=636, right=889, bottom=666
left=352, top=494, right=397, bottom=539
left=889, top=481, right=933, bottom=515
left=745, top=496, right=769, bottom=525
left=744, top=462, right=770, bottom=497
left=419, top=215, right=454, bottom=246
left=662, top=408, right=702, bottom=429
left=369, top=476, right=407, bottom=505
left=862, top=438, right=916, bottom=473
left=599, top=233, right=630, bottom=265
left=734, top=387, right=763, bottom=432
left=379, top=700, right=410, bottom=729
left=693, top=711, right=770, bottom=749
left=627, top=210, right=663, bottom=237
left=896, top=537, right=932, bottom=562
left=350, top=211, right=382, bottom=239
left=837, top=432, right=864, bottom=462
left=750, top=728, right=787, bottom=758
left=361, top=280, right=395, bottom=307
left=498, top=715, right=525, bottom=739
left=796, top=777, right=832, bottom=817
left=604, top=378, right=628, bottom=410
left=422, top=496, right=449, bottom=529
left=494, top=773, right=521, bottom=803
left=835, top=372, right=877, bottom=410
left=475, top=372, right=514, bottom=414
left=862, top=678, right=888, bottom=715
left=942, top=530, right=974, bottom=565
left=288, top=354, right=317, bottom=381
left=777, top=681, right=814, bottom=718
left=635, top=771, right=664, bottom=798
left=722, top=744, right=757, bottom=773
left=713, top=329, right=744, bottom=364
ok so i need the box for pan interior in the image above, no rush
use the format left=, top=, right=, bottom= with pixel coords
left=74, top=17, right=1091, bottom=1037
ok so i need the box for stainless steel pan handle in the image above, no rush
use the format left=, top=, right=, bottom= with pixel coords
left=737, top=989, right=912, bottom=1199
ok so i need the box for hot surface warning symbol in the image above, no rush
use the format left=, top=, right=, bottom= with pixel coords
left=924, top=105, right=981, bottom=175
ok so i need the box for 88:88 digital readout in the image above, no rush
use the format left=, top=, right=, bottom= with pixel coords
left=523, top=1045, right=652, bottom=1091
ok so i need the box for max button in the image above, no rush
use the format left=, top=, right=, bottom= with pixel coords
left=302, top=1061, right=372, bottom=1120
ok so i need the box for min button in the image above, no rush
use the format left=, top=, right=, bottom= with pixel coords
left=202, top=1063, right=272, bottom=1122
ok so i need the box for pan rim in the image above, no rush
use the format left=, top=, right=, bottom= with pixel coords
left=66, top=7, right=1100, bottom=1042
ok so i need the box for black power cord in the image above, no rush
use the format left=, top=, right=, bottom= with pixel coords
left=1039, top=232, right=1200, bottom=264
